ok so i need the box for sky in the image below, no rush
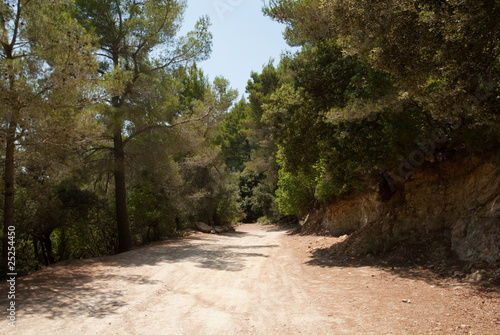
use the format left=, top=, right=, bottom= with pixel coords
left=179, top=0, right=296, bottom=100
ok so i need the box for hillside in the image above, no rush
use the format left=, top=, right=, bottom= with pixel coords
left=300, top=156, right=500, bottom=284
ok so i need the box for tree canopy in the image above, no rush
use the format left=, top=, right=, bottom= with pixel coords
left=259, top=0, right=499, bottom=215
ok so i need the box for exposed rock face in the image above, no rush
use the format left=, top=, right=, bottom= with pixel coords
left=323, top=193, right=381, bottom=236
left=318, top=157, right=500, bottom=263
left=452, top=215, right=500, bottom=263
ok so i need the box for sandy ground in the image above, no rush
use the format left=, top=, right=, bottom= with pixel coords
left=2, top=223, right=499, bottom=334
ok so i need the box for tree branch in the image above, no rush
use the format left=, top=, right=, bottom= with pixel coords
left=122, top=106, right=214, bottom=147
left=84, top=145, right=114, bottom=159
left=133, top=1, right=172, bottom=57
left=96, top=52, right=114, bottom=60
left=149, top=42, right=198, bottom=73
left=10, top=0, right=23, bottom=49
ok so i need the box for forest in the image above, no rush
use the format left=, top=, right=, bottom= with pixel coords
left=1, top=0, right=499, bottom=275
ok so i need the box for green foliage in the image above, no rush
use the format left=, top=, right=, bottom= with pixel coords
left=230, top=169, right=279, bottom=222
left=248, top=181, right=280, bottom=220
left=275, top=164, right=315, bottom=216
left=177, top=63, right=211, bottom=113
left=264, top=0, right=499, bottom=219
left=72, top=0, right=216, bottom=253
left=215, top=62, right=284, bottom=222
left=239, top=62, right=283, bottom=220
left=128, top=183, right=166, bottom=242
left=215, top=174, right=244, bottom=225
left=265, top=0, right=500, bottom=121
left=1, top=0, right=100, bottom=274
left=8, top=176, right=117, bottom=274
left=263, top=39, right=406, bottom=211
left=0, top=0, right=238, bottom=274
left=53, top=182, right=116, bottom=260
left=216, top=99, right=252, bottom=172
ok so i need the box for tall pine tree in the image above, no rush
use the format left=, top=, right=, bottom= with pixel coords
left=1, top=0, right=97, bottom=274
left=74, top=0, right=212, bottom=252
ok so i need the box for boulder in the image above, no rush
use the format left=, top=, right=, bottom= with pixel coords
left=213, top=226, right=225, bottom=234
left=451, top=215, right=500, bottom=264
left=194, top=222, right=212, bottom=234
left=224, top=225, right=236, bottom=232
left=213, top=226, right=236, bottom=233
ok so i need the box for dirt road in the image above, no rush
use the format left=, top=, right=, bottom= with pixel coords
left=3, top=224, right=499, bottom=334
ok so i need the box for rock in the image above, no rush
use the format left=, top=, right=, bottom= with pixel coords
left=224, top=225, right=236, bottom=232
left=214, top=226, right=225, bottom=234
left=451, top=216, right=500, bottom=264
left=207, top=225, right=236, bottom=233
left=322, top=193, right=381, bottom=236
left=194, top=222, right=212, bottom=234
left=465, top=270, right=486, bottom=283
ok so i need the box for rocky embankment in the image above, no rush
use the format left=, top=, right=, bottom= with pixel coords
left=303, top=156, right=500, bottom=265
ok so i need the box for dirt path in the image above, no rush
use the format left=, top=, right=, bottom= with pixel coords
left=3, top=224, right=499, bottom=334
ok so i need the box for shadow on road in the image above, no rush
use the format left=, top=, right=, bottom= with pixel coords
left=107, top=235, right=276, bottom=270
left=7, top=231, right=279, bottom=320
left=305, top=238, right=500, bottom=293
left=12, top=268, right=151, bottom=319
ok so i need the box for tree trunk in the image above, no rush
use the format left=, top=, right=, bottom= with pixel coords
left=113, top=123, right=131, bottom=253
left=2, top=119, right=17, bottom=276
left=40, top=238, right=48, bottom=266
left=43, top=234, right=55, bottom=264
left=33, top=236, right=39, bottom=270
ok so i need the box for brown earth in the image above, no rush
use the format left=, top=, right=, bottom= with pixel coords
left=2, top=223, right=499, bottom=334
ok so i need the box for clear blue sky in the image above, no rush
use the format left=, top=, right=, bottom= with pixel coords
left=179, top=0, right=296, bottom=100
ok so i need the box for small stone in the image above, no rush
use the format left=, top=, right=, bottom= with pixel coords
left=465, top=270, right=485, bottom=282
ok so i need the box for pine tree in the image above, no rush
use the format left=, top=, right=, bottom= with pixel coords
left=0, top=0, right=97, bottom=274
left=74, top=0, right=212, bottom=252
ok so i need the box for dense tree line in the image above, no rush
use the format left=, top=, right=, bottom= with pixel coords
left=263, top=0, right=500, bottom=216
left=1, top=0, right=240, bottom=275
left=219, top=0, right=499, bottom=218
